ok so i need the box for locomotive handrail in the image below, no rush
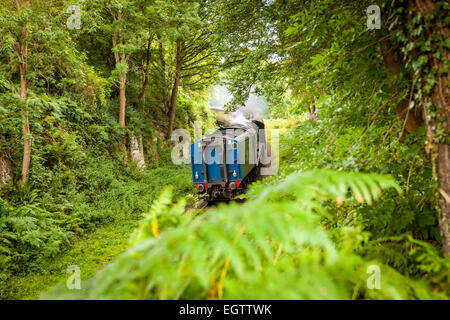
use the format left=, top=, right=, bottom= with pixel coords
left=201, top=142, right=208, bottom=184
left=222, top=137, right=229, bottom=184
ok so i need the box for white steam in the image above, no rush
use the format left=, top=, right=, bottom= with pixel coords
left=209, top=85, right=268, bottom=126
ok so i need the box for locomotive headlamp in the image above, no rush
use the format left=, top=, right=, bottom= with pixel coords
left=230, top=182, right=237, bottom=190
left=195, top=172, right=199, bottom=179
left=233, top=170, right=237, bottom=178
left=197, top=184, right=205, bottom=193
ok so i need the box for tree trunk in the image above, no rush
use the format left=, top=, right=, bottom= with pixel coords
left=14, top=1, right=31, bottom=184
left=129, top=134, right=146, bottom=170
left=139, top=34, right=152, bottom=113
left=308, top=101, right=316, bottom=116
left=412, top=0, right=450, bottom=255
left=436, top=137, right=450, bottom=255
left=432, top=103, right=450, bottom=255
left=19, top=44, right=30, bottom=184
left=21, top=114, right=31, bottom=184
left=118, top=72, right=128, bottom=162
left=386, top=0, right=450, bottom=254
left=380, top=43, right=423, bottom=134
left=110, top=12, right=128, bottom=160
left=167, top=40, right=184, bottom=138
left=0, top=154, right=13, bottom=184
left=118, top=72, right=127, bottom=128
left=158, top=38, right=170, bottom=117
left=139, top=74, right=148, bottom=114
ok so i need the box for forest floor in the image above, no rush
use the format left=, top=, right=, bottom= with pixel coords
left=8, top=214, right=142, bottom=299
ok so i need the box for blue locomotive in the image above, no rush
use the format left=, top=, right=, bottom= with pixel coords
left=190, top=110, right=270, bottom=201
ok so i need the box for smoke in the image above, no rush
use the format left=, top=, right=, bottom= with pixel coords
left=209, top=85, right=268, bottom=126
left=209, top=85, right=233, bottom=109
left=243, top=90, right=268, bottom=116
left=229, top=111, right=252, bottom=126
left=229, top=88, right=268, bottom=126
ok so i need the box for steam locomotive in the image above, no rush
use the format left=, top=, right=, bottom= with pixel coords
left=190, top=109, right=271, bottom=201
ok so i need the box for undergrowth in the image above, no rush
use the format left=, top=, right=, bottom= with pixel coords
left=0, top=147, right=194, bottom=299
left=43, top=169, right=448, bottom=299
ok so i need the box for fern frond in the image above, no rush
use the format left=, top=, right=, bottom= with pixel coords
left=42, top=170, right=441, bottom=300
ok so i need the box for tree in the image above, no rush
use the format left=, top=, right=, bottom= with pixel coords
left=0, top=0, right=33, bottom=183
left=91, top=0, right=149, bottom=129
left=393, top=0, right=449, bottom=255
left=212, top=0, right=450, bottom=254
left=0, top=0, right=81, bottom=183
left=153, top=0, right=219, bottom=138
left=0, top=0, right=107, bottom=183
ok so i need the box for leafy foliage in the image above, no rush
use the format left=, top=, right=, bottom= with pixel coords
left=0, top=0, right=448, bottom=301
left=43, top=170, right=446, bottom=299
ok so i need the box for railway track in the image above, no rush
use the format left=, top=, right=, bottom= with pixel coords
left=194, top=198, right=247, bottom=210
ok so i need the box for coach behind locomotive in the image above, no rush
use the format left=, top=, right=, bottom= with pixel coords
left=190, top=109, right=270, bottom=201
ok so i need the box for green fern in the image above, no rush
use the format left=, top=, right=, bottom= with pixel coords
left=129, top=187, right=185, bottom=245
left=42, top=170, right=445, bottom=300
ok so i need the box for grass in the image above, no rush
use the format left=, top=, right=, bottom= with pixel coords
left=7, top=214, right=142, bottom=300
